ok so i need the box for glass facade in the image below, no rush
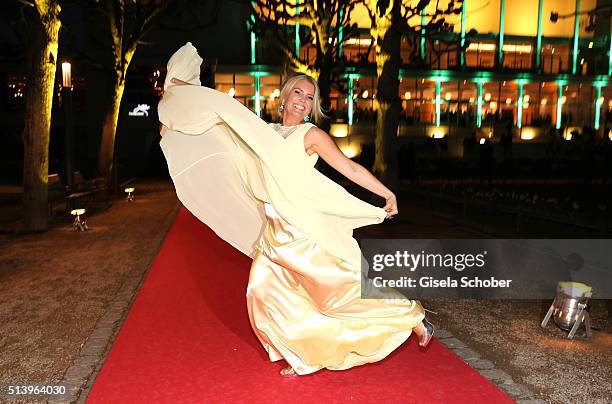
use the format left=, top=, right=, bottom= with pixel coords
left=218, top=0, right=610, bottom=146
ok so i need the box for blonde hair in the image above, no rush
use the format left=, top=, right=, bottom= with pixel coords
left=279, top=74, right=327, bottom=123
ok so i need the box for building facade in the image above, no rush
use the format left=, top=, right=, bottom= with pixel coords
left=213, top=0, right=612, bottom=153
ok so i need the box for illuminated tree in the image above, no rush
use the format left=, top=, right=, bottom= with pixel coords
left=18, top=0, right=62, bottom=231
left=364, top=0, right=463, bottom=192
left=249, top=0, right=371, bottom=126
left=94, top=0, right=219, bottom=186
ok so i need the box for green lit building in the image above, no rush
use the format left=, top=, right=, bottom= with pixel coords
left=214, top=0, right=612, bottom=156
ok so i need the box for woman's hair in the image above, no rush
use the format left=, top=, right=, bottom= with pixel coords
left=279, top=74, right=327, bottom=123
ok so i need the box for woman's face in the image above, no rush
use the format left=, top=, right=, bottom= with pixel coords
left=283, top=79, right=315, bottom=121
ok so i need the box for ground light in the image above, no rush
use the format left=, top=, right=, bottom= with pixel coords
left=125, top=187, right=135, bottom=202
left=541, top=282, right=592, bottom=339
left=71, top=209, right=88, bottom=231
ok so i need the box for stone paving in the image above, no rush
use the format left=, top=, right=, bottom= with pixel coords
left=434, top=329, right=546, bottom=403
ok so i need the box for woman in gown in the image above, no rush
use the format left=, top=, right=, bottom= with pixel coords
left=158, top=43, right=434, bottom=378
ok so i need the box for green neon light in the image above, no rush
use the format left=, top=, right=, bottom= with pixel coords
left=339, top=9, right=344, bottom=57
left=608, top=34, right=612, bottom=76
left=255, top=74, right=261, bottom=117
left=348, top=75, right=354, bottom=125
left=498, top=0, right=505, bottom=67
left=435, top=81, right=441, bottom=126
left=536, top=0, right=543, bottom=70
left=572, top=0, right=581, bottom=74
left=251, top=32, right=256, bottom=64
left=477, top=81, right=483, bottom=128
left=295, top=24, right=300, bottom=56
left=295, top=1, right=300, bottom=57
left=460, top=1, right=466, bottom=67
left=517, top=82, right=523, bottom=128
left=556, top=82, right=563, bottom=129
left=421, top=9, right=426, bottom=61
left=595, top=85, right=602, bottom=130
left=250, top=6, right=256, bottom=64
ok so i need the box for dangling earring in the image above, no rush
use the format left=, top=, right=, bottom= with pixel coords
left=304, top=115, right=310, bottom=122
left=279, top=103, right=285, bottom=113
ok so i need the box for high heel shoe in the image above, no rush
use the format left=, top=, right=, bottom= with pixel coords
left=418, top=318, right=435, bottom=348
left=280, top=366, right=298, bottom=377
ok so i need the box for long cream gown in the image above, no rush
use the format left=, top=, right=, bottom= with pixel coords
left=246, top=124, right=425, bottom=375
left=158, top=85, right=425, bottom=376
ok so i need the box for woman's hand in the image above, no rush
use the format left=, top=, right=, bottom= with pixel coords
left=383, top=193, right=398, bottom=219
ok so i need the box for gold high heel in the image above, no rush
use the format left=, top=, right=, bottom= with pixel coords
left=418, top=318, right=435, bottom=348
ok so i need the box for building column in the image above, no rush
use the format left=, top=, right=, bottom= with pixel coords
left=457, top=79, right=462, bottom=126
left=460, top=1, right=466, bottom=67
left=608, top=28, right=612, bottom=75
left=595, top=84, right=603, bottom=130
left=347, top=74, right=354, bottom=125
left=435, top=80, right=441, bottom=126
left=497, top=0, right=506, bottom=67
left=255, top=73, right=261, bottom=117
left=295, top=24, right=300, bottom=57
left=295, top=0, right=300, bottom=56
left=517, top=81, right=524, bottom=128
left=250, top=4, right=256, bottom=64
left=338, top=9, right=344, bottom=57
left=536, top=0, right=544, bottom=70
left=477, top=81, right=483, bottom=128
left=556, top=81, right=564, bottom=129
left=421, top=9, right=427, bottom=62
left=572, top=0, right=581, bottom=74
left=497, top=82, right=503, bottom=120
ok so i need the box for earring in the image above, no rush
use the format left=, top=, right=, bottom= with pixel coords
left=279, top=104, right=285, bottom=113
left=304, top=115, right=310, bottom=122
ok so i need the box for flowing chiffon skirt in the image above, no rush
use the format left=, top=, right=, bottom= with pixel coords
left=246, top=203, right=425, bottom=375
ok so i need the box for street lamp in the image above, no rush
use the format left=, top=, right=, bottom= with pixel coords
left=62, top=62, right=71, bottom=88
left=62, top=62, right=74, bottom=190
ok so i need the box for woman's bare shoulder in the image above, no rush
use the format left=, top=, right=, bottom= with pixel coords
left=304, top=125, right=335, bottom=154
left=304, top=124, right=325, bottom=137
left=304, top=125, right=330, bottom=141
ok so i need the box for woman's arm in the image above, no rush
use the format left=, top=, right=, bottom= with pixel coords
left=304, top=127, right=398, bottom=218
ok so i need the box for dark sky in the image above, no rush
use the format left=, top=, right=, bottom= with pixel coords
left=0, top=0, right=252, bottom=69
left=132, top=1, right=252, bottom=67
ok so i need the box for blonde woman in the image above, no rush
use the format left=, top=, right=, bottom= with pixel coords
left=159, top=43, right=433, bottom=378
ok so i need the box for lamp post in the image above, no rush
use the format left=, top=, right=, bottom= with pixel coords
left=62, top=62, right=74, bottom=190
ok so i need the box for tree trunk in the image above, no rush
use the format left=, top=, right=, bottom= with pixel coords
left=318, top=59, right=332, bottom=133
left=22, top=3, right=61, bottom=232
left=372, top=2, right=401, bottom=193
left=97, top=71, right=125, bottom=187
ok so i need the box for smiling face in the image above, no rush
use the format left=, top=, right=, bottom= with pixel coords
left=282, top=79, right=315, bottom=125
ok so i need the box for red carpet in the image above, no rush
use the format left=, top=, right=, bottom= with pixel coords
left=87, top=208, right=513, bottom=404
